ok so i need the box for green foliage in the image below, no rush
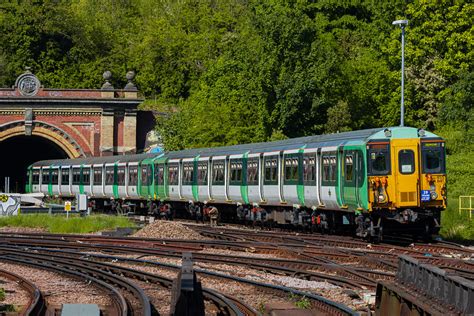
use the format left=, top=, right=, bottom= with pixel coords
left=0, top=288, right=4, bottom=301
left=1, top=1, right=473, bottom=229
left=0, top=214, right=134, bottom=234
left=289, top=293, right=311, bottom=309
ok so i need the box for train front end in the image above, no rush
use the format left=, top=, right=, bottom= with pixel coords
left=366, top=127, right=446, bottom=237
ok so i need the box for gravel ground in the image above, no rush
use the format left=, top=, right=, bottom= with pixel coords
left=132, top=220, right=207, bottom=240
left=0, top=227, right=47, bottom=233
left=0, top=273, right=30, bottom=309
left=0, top=262, right=112, bottom=308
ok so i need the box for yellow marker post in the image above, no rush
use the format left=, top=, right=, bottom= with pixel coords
left=65, top=201, right=72, bottom=219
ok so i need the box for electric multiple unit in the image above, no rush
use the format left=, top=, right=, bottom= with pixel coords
left=26, top=127, right=447, bottom=238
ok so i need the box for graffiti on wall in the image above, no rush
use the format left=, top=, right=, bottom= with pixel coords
left=0, top=194, right=20, bottom=216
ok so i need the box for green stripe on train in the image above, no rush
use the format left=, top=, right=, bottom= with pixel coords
left=297, top=147, right=305, bottom=205
left=154, top=156, right=168, bottom=199
left=79, top=164, right=85, bottom=194
left=26, top=166, right=32, bottom=193
left=240, top=152, right=249, bottom=204
left=192, top=156, right=200, bottom=201
left=48, top=166, right=53, bottom=196
left=113, top=162, right=119, bottom=199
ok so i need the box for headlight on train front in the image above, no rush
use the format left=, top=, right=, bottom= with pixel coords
left=430, top=191, right=438, bottom=200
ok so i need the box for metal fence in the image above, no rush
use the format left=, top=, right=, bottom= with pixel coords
left=459, top=195, right=474, bottom=219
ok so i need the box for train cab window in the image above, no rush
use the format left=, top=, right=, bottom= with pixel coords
left=422, top=142, right=445, bottom=174
left=117, top=167, right=125, bottom=185
left=93, top=167, right=102, bottom=185
left=399, top=150, right=415, bottom=174
left=168, top=164, right=179, bottom=185
left=128, top=166, right=138, bottom=186
left=264, top=156, right=278, bottom=185
left=197, top=162, right=208, bottom=185
left=72, top=168, right=81, bottom=185
left=284, top=157, right=299, bottom=184
left=345, top=155, right=353, bottom=182
left=247, top=159, right=259, bottom=185
left=230, top=160, right=243, bottom=185
left=368, top=143, right=391, bottom=175
left=61, top=168, right=69, bottom=185
left=183, top=162, right=194, bottom=185
left=32, top=170, right=40, bottom=185
left=303, top=154, right=316, bottom=185
left=155, top=165, right=165, bottom=185
left=106, top=166, right=115, bottom=185
left=212, top=161, right=225, bottom=185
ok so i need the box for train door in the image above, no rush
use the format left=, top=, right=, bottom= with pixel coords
left=392, top=139, right=420, bottom=208
left=319, top=147, right=339, bottom=209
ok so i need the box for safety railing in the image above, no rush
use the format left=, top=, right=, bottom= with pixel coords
left=459, top=195, right=474, bottom=219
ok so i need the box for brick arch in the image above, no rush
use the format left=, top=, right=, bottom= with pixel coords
left=0, top=120, right=85, bottom=158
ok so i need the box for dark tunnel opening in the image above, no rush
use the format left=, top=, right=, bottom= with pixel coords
left=0, top=135, right=69, bottom=193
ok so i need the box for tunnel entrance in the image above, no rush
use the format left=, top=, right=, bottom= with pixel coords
left=0, top=135, right=69, bottom=193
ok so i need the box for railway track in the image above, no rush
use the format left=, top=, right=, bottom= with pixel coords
left=0, top=224, right=471, bottom=315
left=0, top=268, right=46, bottom=316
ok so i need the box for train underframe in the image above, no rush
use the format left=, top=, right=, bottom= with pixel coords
left=89, top=197, right=442, bottom=242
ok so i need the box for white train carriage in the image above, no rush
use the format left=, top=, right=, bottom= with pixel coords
left=261, top=151, right=281, bottom=205
left=246, top=153, right=262, bottom=204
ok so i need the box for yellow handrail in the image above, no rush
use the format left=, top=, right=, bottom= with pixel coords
left=459, top=196, right=474, bottom=220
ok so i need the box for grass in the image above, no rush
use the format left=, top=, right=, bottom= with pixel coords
left=0, top=214, right=135, bottom=234
left=440, top=208, right=474, bottom=244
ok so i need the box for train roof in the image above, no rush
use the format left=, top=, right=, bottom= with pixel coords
left=30, top=126, right=440, bottom=167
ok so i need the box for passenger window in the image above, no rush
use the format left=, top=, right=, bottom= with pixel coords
left=197, top=162, right=208, bottom=185
left=168, top=164, right=179, bottom=185
left=117, top=167, right=125, bottom=185
left=284, top=157, right=299, bottom=184
left=72, top=168, right=81, bottom=185
left=82, top=168, right=90, bottom=185
left=106, top=166, right=115, bottom=185
left=51, top=169, right=59, bottom=184
left=32, top=170, right=40, bottom=185
left=182, top=162, right=194, bottom=185
left=42, top=169, right=50, bottom=184
left=247, top=159, right=259, bottom=185
left=399, top=150, right=415, bottom=174
left=94, top=167, right=102, bottom=185
left=345, top=154, right=353, bottom=182
left=212, top=161, right=225, bottom=185
left=303, top=155, right=316, bottom=185
left=127, top=166, right=137, bottom=186
left=322, top=153, right=337, bottom=185
left=264, top=157, right=278, bottom=185
left=230, top=160, right=243, bottom=185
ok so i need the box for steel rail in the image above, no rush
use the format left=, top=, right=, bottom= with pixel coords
left=0, top=256, right=128, bottom=316
left=2, top=245, right=358, bottom=316
left=0, top=247, right=250, bottom=316
left=0, top=250, right=151, bottom=316
left=0, top=235, right=374, bottom=289
left=0, top=268, right=47, bottom=316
